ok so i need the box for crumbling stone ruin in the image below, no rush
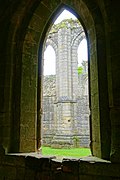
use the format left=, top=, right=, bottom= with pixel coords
left=42, top=19, right=90, bottom=148
left=1, top=1, right=120, bottom=179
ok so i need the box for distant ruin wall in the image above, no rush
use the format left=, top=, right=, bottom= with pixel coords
left=42, top=73, right=90, bottom=147
left=42, top=19, right=90, bottom=148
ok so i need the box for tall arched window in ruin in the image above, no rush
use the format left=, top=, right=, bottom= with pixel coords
left=42, top=9, right=90, bottom=153
left=9, top=0, right=111, bottom=160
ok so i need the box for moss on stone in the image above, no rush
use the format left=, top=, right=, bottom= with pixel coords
left=49, top=18, right=81, bottom=34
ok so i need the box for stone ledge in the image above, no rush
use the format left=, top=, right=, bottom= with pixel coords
left=1, top=154, right=120, bottom=179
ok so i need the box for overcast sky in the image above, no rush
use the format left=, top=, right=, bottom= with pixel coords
left=44, top=10, right=88, bottom=75
left=54, top=9, right=77, bottom=24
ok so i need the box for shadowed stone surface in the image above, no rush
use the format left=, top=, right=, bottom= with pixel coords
left=0, top=0, right=120, bottom=179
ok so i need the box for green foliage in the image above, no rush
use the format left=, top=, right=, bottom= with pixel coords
left=77, top=66, right=83, bottom=75
left=42, top=146, right=91, bottom=158
left=50, top=18, right=81, bottom=33
left=73, top=136, right=80, bottom=148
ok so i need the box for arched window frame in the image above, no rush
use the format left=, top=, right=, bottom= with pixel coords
left=8, top=1, right=110, bottom=160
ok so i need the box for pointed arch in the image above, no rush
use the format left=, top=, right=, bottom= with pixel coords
left=44, top=45, right=56, bottom=75
left=7, top=0, right=110, bottom=160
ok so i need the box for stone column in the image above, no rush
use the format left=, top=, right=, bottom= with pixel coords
left=57, top=27, right=72, bottom=100
left=52, top=25, right=78, bottom=148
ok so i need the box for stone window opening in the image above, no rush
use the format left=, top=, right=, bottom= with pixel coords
left=41, top=9, right=91, bottom=157
left=8, top=1, right=111, bottom=161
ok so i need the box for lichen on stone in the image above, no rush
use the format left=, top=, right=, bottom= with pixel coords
left=49, top=18, right=81, bottom=34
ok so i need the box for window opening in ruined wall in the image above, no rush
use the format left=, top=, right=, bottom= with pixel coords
left=42, top=10, right=91, bottom=157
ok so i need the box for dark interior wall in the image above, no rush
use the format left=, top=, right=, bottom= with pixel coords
left=95, top=0, right=120, bottom=162
left=108, top=1, right=120, bottom=162
left=0, top=0, right=21, bottom=152
left=0, top=0, right=120, bottom=162
left=0, top=0, right=40, bottom=152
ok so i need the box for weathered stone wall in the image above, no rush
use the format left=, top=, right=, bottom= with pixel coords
left=42, top=67, right=90, bottom=147
left=42, top=75, right=56, bottom=145
left=0, top=0, right=120, bottom=172
left=42, top=19, right=90, bottom=148
left=76, top=96, right=89, bottom=147
left=0, top=0, right=120, bottom=178
left=0, top=149, right=120, bottom=180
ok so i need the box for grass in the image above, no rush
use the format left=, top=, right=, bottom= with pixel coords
left=42, top=146, right=91, bottom=159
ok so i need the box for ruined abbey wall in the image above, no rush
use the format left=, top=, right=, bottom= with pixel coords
left=42, top=19, right=90, bottom=148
